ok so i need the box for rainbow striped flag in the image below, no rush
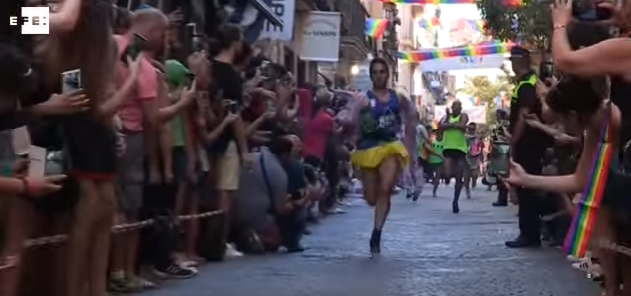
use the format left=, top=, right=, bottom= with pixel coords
left=398, top=41, right=514, bottom=62
left=470, top=97, right=481, bottom=105
left=365, top=18, right=389, bottom=39
left=468, top=20, right=486, bottom=33
left=563, top=120, right=614, bottom=258
left=419, top=18, right=441, bottom=29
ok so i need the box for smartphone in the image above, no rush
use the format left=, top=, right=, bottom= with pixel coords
left=228, top=102, right=238, bottom=114
left=490, top=142, right=511, bottom=177
left=259, top=60, right=271, bottom=80
left=28, top=146, right=47, bottom=178
left=185, top=23, right=200, bottom=52
left=61, top=69, right=81, bottom=93
left=223, top=100, right=238, bottom=115
left=539, top=61, right=554, bottom=82
left=121, top=33, right=146, bottom=64
left=266, top=100, right=276, bottom=114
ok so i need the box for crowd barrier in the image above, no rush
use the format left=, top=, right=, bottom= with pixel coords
left=0, top=209, right=224, bottom=271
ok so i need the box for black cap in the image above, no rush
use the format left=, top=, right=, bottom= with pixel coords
left=509, top=46, right=530, bottom=59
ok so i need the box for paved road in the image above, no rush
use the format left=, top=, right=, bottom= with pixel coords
left=146, top=185, right=600, bottom=296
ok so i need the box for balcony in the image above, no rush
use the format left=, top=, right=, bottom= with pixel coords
left=335, top=0, right=375, bottom=61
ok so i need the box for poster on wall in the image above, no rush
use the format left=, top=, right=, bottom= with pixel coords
left=420, top=54, right=505, bottom=72
left=433, top=105, right=487, bottom=124
left=299, top=11, right=341, bottom=62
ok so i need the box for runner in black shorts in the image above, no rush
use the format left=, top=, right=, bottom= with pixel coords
left=438, top=101, right=469, bottom=213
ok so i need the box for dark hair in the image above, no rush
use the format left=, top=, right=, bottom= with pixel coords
left=268, top=135, right=294, bottom=156
left=269, top=63, right=288, bottom=80
left=208, top=24, right=242, bottom=56
left=113, top=7, right=133, bottom=34
left=0, top=44, right=30, bottom=97
left=496, top=109, right=508, bottom=120
left=369, top=57, right=389, bottom=74
left=234, top=42, right=252, bottom=67
left=567, top=22, right=610, bottom=50
left=546, top=76, right=605, bottom=119
left=303, top=164, right=317, bottom=184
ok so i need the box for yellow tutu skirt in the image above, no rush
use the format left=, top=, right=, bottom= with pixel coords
left=351, top=140, right=410, bottom=169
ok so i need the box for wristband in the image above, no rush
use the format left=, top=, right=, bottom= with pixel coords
left=553, top=24, right=567, bottom=31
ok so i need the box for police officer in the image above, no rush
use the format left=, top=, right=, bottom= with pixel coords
left=505, top=46, right=551, bottom=248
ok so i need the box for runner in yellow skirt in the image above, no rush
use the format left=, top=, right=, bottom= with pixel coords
left=341, top=58, right=418, bottom=255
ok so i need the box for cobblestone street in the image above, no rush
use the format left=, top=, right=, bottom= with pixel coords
left=146, top=186, right=600, bottom=296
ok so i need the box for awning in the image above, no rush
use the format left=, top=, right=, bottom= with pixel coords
left=249, top=0, right=284, bottom=27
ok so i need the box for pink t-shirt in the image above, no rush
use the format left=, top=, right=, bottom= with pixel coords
left=302, top=111, right=334, bottom=160
left=114, top=35, right=157, bottom=132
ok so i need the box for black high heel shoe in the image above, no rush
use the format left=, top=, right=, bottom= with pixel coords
left=369, top=230, right=381, bottom=256
left=452, top=201, right=460, bottom=213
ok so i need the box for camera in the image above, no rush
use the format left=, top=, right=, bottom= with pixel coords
left=572, top=0, right=612, bottom=21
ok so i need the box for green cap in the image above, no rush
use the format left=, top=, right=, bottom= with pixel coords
left=165, top=59, right=191, bottom=88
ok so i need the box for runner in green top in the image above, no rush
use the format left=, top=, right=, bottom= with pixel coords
left=427, top=139, right=444, bottom=165
left=438, top=100, right=469, bottom=213
left=416, top=126, right=443, bottom=200
left=428, top=134, right=445, bottom=198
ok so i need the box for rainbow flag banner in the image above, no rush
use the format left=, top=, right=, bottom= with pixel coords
left=468, top=20, right=486, bottom=32
left=365, top=18, right=389, bottom=39
left=563, top=121, right=614, bottom=258
left=419, top=18, right=441, bottom=29
left=398, top=41, right=514, bottom=62
left=470, top=96, right=481, bottom=105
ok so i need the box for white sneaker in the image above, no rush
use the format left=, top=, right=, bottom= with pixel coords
left=566, top=254, right=580, bottom=262
left=332, top=207, right=346, bottom=214
left=224, top=243, right=243, bottom=258
left=571, top=257, right=591, bottom=273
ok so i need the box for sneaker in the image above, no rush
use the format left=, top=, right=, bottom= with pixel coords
left=572, top=257, right=591, bottom=273
left=108, top=276, right=141, bottom=293
left=332, top=207, right=346, bottom=214
left=153, top=264, right=196, bottom=279
left=225, top=243, right=244, bottom=258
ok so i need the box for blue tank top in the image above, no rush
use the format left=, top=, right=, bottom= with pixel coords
left=357, top=89, right=401, bottom=150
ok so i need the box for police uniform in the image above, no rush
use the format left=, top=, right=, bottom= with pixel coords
left=506, top=46, right=551, bottom=247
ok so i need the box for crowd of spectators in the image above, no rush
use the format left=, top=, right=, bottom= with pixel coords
left=0, top=1, right=354, bottom=296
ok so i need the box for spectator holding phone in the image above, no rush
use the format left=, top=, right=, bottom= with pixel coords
left=207, top=24, right=255, bottom=258
left=303, top=86, right=336, bottom=169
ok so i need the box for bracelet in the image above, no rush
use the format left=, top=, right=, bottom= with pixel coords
left=553, top=24, right=567, bottom=30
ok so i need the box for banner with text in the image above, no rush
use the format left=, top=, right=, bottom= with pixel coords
left=299, top=11, right=341, bottom=62
left=420, top=54, right=505, bottom=72
left=257, top=0, right=296, bottom=41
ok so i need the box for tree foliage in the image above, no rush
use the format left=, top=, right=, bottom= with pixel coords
left=476, top=0, right=552, bottom=49
left=458, top=75, right=512, bottom=123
